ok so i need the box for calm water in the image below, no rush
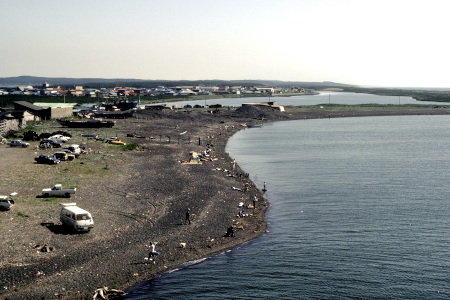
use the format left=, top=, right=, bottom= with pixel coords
left=125, top=115, right=450, bottom=299
left=148, top=91, right=447, bottom=108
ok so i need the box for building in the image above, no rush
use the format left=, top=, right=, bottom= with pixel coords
left=13, top=101, right=73, bottom=120
left=0, top=109, right=29, bottom=136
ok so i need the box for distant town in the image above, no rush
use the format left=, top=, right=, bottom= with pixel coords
left=0, top=81, right=307, bottom=135
left=0, top=82, right=309, bottom=98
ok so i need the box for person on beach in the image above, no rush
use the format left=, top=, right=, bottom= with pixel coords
left=225, top=226, right=235, bottom=237
left=146, top=242, right=160, bottom=260
left=253, top=195, right=258, bottom=209
left=185, top=208, right=191, bottom=225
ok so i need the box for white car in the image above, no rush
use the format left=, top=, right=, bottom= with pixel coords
left=63, top=144, right=82, bottom=154
left=48, top=134, right=71, bottom=143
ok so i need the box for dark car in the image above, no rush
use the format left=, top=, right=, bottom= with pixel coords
left=7, top=140, right=30, bottom=147
left=23, top=131, right=40, bottom=141
left=39, top=140, right=62, bottom=148
left=35, top=154, right=60, bottom=164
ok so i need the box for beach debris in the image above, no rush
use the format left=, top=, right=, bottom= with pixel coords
left=93, top=287, right=124, bottom=299
left=36, top=271, right=45, bottom=277
left=34, top=244, right=54, bottom=252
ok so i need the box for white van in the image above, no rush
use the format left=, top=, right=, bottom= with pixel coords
left=60, top=203, right=94, bottom=232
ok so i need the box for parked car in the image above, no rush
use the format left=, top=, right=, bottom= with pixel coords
left=35, top=154, right=60, bottom=164
left=59, top=148, right=81, bottom=158
left=42, top=184, right=76, bottom=197
left=7, top=140, right=30, bottom=147
left=51, top=131, right=72, bottom=138
left=54, top=151, right=76, bottom=161
left=40, top=140, right=62, bottom=148
left=60, top=203, right=94, bottom=232
left=48, top=134, right=70, bottom=143
left=0, top=193, right=16, bottom=210
left=81, top=134, right=98, bottom=139
left=63, top=144, right=83, bottom=154
left=23, top=131, right=40, bottom=141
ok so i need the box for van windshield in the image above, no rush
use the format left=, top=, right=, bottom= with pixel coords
left=76, top=214, right=90, bottom=221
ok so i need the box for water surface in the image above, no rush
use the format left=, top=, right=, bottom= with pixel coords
left=148, top=91, right=446, bottom=108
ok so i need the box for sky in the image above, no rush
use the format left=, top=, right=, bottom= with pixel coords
left=1, top=0, right=450, bottom=88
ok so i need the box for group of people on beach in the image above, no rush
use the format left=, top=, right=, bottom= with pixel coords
left=145, top=148, right=268, bottom=263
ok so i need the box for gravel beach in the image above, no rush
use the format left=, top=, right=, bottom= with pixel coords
left=1, top=105, right=449, bottom=299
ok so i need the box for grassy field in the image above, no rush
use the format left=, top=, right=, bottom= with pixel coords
left=0, top=119, right=132, bottom=222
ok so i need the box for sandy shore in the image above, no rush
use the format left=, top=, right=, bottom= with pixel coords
left=1, top=105, right=449, bottom=299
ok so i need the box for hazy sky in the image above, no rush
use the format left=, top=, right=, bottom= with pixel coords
left=1, top=0, right=450, bottom=87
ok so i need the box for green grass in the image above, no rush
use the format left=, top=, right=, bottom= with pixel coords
left=40, top=197, right=66, bottom=204
left=16, top=211, right=30, bottom=218
left=116, top=143, right=140, bottom=151
left=55, top=158, right=113, bottom=178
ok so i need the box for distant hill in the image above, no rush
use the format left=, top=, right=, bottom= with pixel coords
left=0, top=76, right=356, bottom=89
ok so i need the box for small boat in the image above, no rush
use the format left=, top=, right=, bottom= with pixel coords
left=58, top=119, right=115, bottom=128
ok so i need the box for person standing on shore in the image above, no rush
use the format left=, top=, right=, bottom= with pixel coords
left=185, top=208, right=191, bottom=225
left=146, top=242, right=160, bottom=261
left=253, top=195, right=258, bottom=209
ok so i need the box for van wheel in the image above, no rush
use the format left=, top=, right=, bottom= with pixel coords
left=44, top=193, right=50, bottom=198
left=65, top=193, right=70, bottom=198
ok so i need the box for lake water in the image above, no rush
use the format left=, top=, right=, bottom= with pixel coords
left=125, top=115, right=450, bottom=299
left=148, top=91, right=447, bottom=108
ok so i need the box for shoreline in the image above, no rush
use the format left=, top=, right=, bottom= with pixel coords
left=2, top=106, right=450, bottom=299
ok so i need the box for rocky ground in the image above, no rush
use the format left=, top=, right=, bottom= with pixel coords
left=1, top=105, right=449, bottom=299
